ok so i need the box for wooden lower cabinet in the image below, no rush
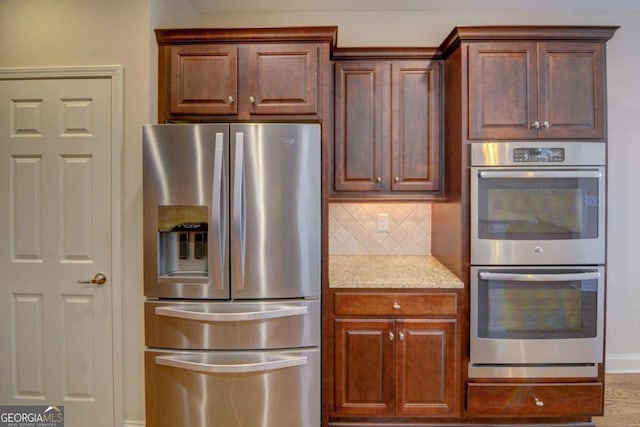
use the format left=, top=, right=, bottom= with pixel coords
left=334, top=317, right=457, bottom=417
left=467, top=382, right=604, bottom=418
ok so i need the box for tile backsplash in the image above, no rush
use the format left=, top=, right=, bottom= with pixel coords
left=329, top=202, right=431, bottom=255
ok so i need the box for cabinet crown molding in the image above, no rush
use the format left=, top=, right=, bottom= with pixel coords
left=439, top=25, right=619, bottom=58
left=155, top=26, right=338, bottom=47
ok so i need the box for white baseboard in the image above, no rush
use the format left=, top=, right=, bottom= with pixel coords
left=123, top=421, right=145, bottom=427
left=606, top=353, right=640, bottom=373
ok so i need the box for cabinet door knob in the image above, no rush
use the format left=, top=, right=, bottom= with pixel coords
left=541, top=121, right=550, bottom=129
left=389, top=331, right=394, bottom=341
left=533, top=396, right=544, bottom=407
left=249, top=96, right=255, bottom=104
left=398, top=331, right=405, bottom=341
left=394, top=176, right=400, bottom=183
left=376, top=176, right=381, bottom=183
left=530, top=121, right=541, bottom=129
left=393, top=302, right=401, bottom=310
left=228, top=96, right=234, bottom=104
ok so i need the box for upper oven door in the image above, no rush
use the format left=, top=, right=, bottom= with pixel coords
left=471, top=166, right=605, bottom=265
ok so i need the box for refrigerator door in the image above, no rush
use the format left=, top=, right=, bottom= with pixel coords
left=230, top=123, right=321, bottom=299
left=145, top=348, right=320, bottom=427
left=143, top=124, right=230, bottom=299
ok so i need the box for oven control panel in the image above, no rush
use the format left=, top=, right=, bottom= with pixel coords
left=513, top=147, right=565, bottom=163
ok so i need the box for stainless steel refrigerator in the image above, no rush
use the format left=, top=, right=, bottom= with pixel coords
left=142, top=123, right=321, bottom=427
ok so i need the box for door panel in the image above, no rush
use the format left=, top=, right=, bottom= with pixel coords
left=538, top=42, right=605, bottom=139
left=334, top=319, right=394, bottom=415
left=143, top=124, right=230, bottom=299
left=169, top=44, right=238, bottom=115
left=391, top=61, right=441, bottom=191
left=230, top=123, right=320, bottom=299
left=468, top=42, right=538, bottom=140
left=247, top=44, right=318, bottom=115
left=334, top=62, right=386, bottom=191
left=0, top=77, right=114, bottom=426
left=396, top=319, right=457, bottom=416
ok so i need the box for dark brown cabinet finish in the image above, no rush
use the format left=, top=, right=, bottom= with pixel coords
left=168, top=44, right=238, bottom=115
left=155, top=27, right=337, bottom=122
left=331, top=291, right=459, bottom=419
left=468, top=40, right=607, bottom=140
left=467, top=382, right=604, bottom=417
left=165, top=43, right=318, bottom=117
left=333, top=54, right=443, bottom=198
left=247, top=43, right=319, bottom=115
left=334, top=319, right=394, bottom=415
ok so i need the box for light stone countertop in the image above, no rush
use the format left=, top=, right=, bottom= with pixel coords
left=329, top=255, right=464, bottom=289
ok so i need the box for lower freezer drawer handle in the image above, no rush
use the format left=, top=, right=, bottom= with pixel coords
left=155, top=355, right=308, bottom=374
left=155, top=305, right=308, bottom=322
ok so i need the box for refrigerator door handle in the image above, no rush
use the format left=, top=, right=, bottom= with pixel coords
left=211, top=132, right=225, bottom=290
left=232, top=132, right=245, bottom=290
left=154, top=304, right=308, bottom=322
left=155, top=354, right=308, bottom=374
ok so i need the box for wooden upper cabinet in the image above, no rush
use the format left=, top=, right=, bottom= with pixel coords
left=538, top=42, right=606, bottom=139
left=334, top=61, right=385, bottom=192
left=169, top=44, right=238, bottom=115
left=248, top=44, right=318, bottom=115
left=468, top=40, right=607, bottom=140
left=391, top=62, right=442, bottom=192
left=155, top=27, right=337, bottom=121
left=333, top=51, right=443, bottom=199
left=468, top=42, right=538, bottom=140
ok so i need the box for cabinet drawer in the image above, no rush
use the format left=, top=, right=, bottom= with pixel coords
left=467, top=382, right=603, bottom=417
left=334, top=292, right=457, bottom=316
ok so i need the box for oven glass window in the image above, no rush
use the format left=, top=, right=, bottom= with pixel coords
left=477, top=271, right=599, bottom=340
left=478, top=174, right=599, bottom=240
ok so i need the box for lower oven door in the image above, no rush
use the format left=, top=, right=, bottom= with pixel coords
left=470, top=266, right=604, bottom=366
left=145, top=348, right=320, bottom=427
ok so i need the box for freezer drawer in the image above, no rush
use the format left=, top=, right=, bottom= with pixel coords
left=145, top=299, right=320, bottom=350
left=145, top=348, right=320, bottom=427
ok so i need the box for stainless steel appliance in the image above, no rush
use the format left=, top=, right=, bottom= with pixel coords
left=143, top=123, right=321, bottom=427
left=468, top=266, right=604, bottom=378
left=471, top=142, right=605, bottom=265
left=469, top=142, right=606, bottom=379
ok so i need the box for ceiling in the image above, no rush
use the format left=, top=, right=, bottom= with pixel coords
left=189, top=0, right=640, bottom=13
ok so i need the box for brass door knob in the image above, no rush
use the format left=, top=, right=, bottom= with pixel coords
left=78, top=273, right=107, bottom=286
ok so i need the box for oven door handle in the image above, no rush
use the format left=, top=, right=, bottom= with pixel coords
left=155, top=354, right=308, bottom=374
left=478, top=170, right=602, bottom=179
left=479, top=271, right=601, bottom=282
left=155, top=304, right=308, bottom=322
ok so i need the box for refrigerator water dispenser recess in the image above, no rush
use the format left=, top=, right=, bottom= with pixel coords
left=157, top=206, right=208, bottom=278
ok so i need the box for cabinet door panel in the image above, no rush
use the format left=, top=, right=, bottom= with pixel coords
left=396, top=319, right=457, bottom=416
left=248, top=44, right=318, bottom=115
left=169, top=44, right=238, bottom=115
left=334, top=319, right=394, bottom=415
left=391, top=61, right=442, bottom=192
left=468, top=42, right=538, bottom=140
left=334, top=62, right=386, bottom=192
left=538, top=42, right=606, bottom=139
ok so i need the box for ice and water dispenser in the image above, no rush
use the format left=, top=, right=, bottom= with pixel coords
left=157, top=206, right=208, bottom=278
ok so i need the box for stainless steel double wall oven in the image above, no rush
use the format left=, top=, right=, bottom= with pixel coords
left=143, top=123, right=321, bottom=427
left=469, top=142, right=606, bottom=378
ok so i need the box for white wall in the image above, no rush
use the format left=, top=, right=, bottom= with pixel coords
left=1, top=2, right=638, bottom=426
left=201, top=8, right=640, bottom=373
